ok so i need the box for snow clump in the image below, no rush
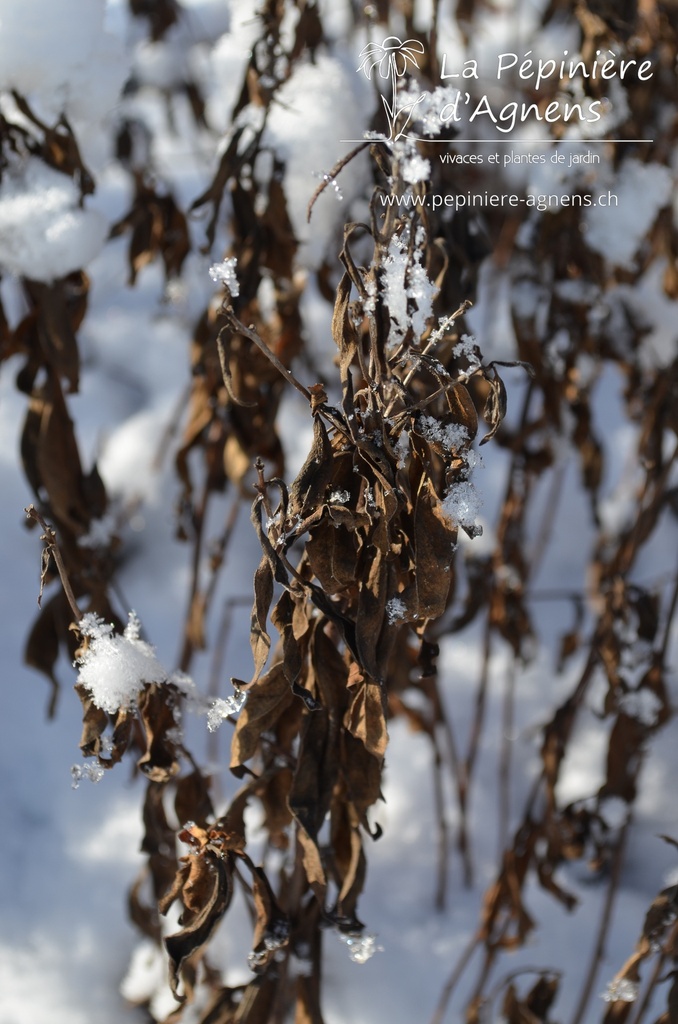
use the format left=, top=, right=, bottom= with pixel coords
left=76, top=611, right=170, bottom=714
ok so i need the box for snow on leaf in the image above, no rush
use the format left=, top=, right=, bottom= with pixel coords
left=76, top=612, right=169, bottom=714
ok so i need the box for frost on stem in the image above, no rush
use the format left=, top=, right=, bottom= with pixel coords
left=209, top=257, right=240, bottom=296
left=382, top=226, right=435, bottom=347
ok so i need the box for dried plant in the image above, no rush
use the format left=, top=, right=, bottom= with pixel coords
left=3, top=1, right=678, bottom=1023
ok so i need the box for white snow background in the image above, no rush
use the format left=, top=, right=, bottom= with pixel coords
left=1, top=1, right=677, bottom=1023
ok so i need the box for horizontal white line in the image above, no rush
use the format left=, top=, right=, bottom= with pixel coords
left=340, top=138, right=653, bottom=144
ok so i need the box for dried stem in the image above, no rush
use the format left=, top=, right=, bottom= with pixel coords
left=432, top=726, right=450, bottom=911
left=429, top=930, right=482, bottom=1024
left=306, top=141, right=370, bottom=223
left=569, top=812, right=633, bottom=1024
left=497, top=655, right=517, bottom=859
left=223, top=308, right=313, bottom=404
left=458, top=617, right=492, bottom=884
left=628, top=950, right=667, bottom=1024
left=25, top=505, right=83, bottom=624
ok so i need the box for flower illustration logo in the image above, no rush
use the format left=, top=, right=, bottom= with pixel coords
left=357, top=36, right=425, bottom=141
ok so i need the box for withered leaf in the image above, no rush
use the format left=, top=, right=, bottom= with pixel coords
left=271, top=589, right=303, bottom=688
left=243, top=856, right=289, bottom=972
left=24, top=589, right=76, bottom=717
left=445, top=381, right=479, bottom=440
left=175, top=770, right=214, bottom=829
left=344, top=667, right=388, bottom=760
left=21, top=377, right=91, bottom=535
left=600, top=713, right=646, bottom=804
left=413, top=475, right=456, bottom=619
left=250, top=554, right=273, bottom=680
left=128, top=868, right=161, bottom=943
left=288, top=709, right=336, bottom=841
left=355, top=547, right=387, bottom=682
left=141, top=781, right=179, bottom=903
left=340, top=730, right=384, bottom=827
left=75, top=681, right=108, bottom=757
left=229, top=975, right=277, bottom=1024
left=23, top=278, right=82, bottom=392
left=288, top=416, right=334, bottom=519
left=479, top=369, right=507, bottom=446
left=164, top=854, right=233, bottom=999
left=333, top=814, right=366, bottom=929
left=137, top=683, right=181, bottom=783
left=231, top=663, right=295, bottom=768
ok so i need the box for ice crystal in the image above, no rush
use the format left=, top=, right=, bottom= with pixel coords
left=209, top=257, right=240, bottom=296
left=602, top=978, right=639, bottom=1003
left=336, top=931, right=383, bottom=965
left=328, top=490, right=351, bottom=504
left=386, top=596, right=407, bottom=624
left=441, top=480, right=482, bottom=531
left=206, top=690, right=247, bottom=732
left=71, top=761, right=105, bottom=789
left=382, top=229, right=435, bottom=346
left=418, top=414, right=469, bottom=452
left=402, top=152, right=431, bottom=184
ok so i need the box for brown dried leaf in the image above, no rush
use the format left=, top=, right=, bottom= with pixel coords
left=600, top=713, right=645, bottom=803
left=137, top=683, right=181, bottom=783
left=479, top=369, right=507, bottom=446
left=344, top=667, right=388, bottom=760
left=175, top=770, right=214, bottom=829
left=21, top=378, right=91, bottom=534
left=288, top=709, right=337, bottom=841
left=250, top=555, right=273, bottom=680
left=231, top=663, right=295, bottom=768
left=164, top=854, right=233, bottom=999
left=288, top=416, right=334, bottom=519
left=24, top=278, right=83, bottom=392
left=355, top=547, right=387, bottom=682
left=24, top=589, right=75, bottom=717
left=75, top=681, right=109, bottom=756
left=141, top=781, right=179, bottom=904
left=413, top=475, right=456, bottom=619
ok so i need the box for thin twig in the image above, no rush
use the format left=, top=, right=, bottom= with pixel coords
left=659, top=554, right=678, bottom=662
left=498, top=655, right=517, bottom=860
left=223, top=309, right=313, bottom=403
left=25, top=505, right=83, bottom=624
left=429, top=930, right=482, bottom=1024
left=178, top=481, right=211, bottom=673
left=629, top=950, right=667, bottom=1024
left=529, top=461, right=566, bottom=580
left=570, top=813, right=633, bottom=1024
left=216, top=327, right=257, bottom=408
left=433, top=678, right=474, bottom=888
left=458, top=617, right=492, bottom=884
left=432, top=726, right=450, bottom=911
left=306, top=141, right=370, bottom=223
